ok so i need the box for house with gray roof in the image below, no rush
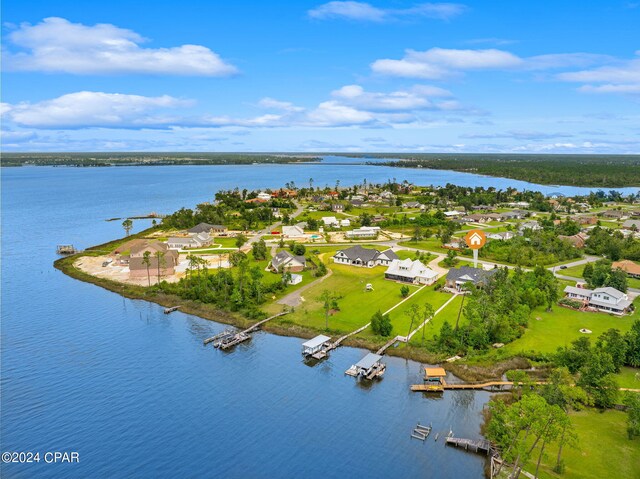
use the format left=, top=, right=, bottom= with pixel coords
left=269, top=250, right=306, bottom=273
left=563, top=285, right=632, bottom=315
left=445, top=266, right=498, bottom=291
left=188, top=223, right=227, bottom=234
left=332, top=245, right=398, bottom=268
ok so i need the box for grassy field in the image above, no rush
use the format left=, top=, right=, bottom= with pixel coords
left=501, top=301, right=638, bottom=355
left=617, top=366, right=640, bottom=389
left=269, top=262, right=421, bottom=334
left=398, top=238, right=456, bottom=254
left=407, top=293, right=464, bottom=345
left=523, top=408, right=640, bottom=479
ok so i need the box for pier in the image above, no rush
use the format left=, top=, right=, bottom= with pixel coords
left=203, top=311, right=289, bottom=350
left=411, top=422, right=432, bottom=441
left=164, top=306, right=180, bottom=314
left=56, top=244, right=79, bottom=255
left=445, top=437, right=494, bottom=455
left=411, top=380, right=546, bottom=392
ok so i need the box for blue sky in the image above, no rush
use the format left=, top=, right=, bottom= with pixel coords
left=1, top=0, right=639, bottom=153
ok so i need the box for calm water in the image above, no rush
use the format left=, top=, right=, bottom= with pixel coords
left=1, top=159, right=637, bottom=478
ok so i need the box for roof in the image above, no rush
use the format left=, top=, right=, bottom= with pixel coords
left=335, top=245, right=381, bottom=262
left=282, top=225, right=304, bottom=236
left=129, top=239, right=170, bottom=256
left=564, top=285, right=593, bottom=296
left=424, top=367, right=446, bottom=377
left=271, top=250, right=305, bottom=268
left=385, top=259, right=437, bottom=279
left=592, top=287, right=625, bottom=299
left=302, top=335, right=331, bottom=349
left=622, top=219, right=640, bottom=228
left=446, top=266, right=497, bottom=284
left=188, top=222, right=225, bottom=233
left=354, top=353, right=382, bottom=370
left=613, top=260, right=640, bottom=275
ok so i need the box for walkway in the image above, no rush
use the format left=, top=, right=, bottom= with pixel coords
left=276, top=268, right=334, bottom=308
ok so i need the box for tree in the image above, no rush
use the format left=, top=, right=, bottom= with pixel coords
left=229, top=251, right=247, bottom=267
left=443, top=249, right=458, bottom=267
left=623, top=392, right=640, bottom=440
left=291, top=243, right=306, bottom=256
left=252, top=239, right=268, bottom=260
left=371, top=310, right=393, bottom=337
left=318, top=290, right=340, bottom=330
left=235, top=234, right=247, bottom=248
left=400, top=285, right=410, bottom=298
left=625, top=319, right=640, bottom=367
left=597, top=328, right=628, bottom=372
left=404, top=304, right=421, bottom=339
left=142, top=251, right=152, bottom=286
left=154, top=250, right=166, bottom=284
left=122, top=218, right=133, bottom=237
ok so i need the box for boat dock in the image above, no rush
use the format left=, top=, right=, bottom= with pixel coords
left=445, top=437, right=493, bottom=455
left=56, top=244, right=80, bottom=255
left=302, top=335, right=333, bottom=360
left=164, top=306, right=180, bottom=314
left=345, top=352, right=386, bottom=380
left=203, top=311, right=289, bottom=350
left=411, top=380, right=546, bottom=392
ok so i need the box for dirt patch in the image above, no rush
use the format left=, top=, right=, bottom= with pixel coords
left=444, top=356, right=531, bottom=382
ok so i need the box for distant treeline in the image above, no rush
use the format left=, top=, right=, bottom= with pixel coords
left=351, top=153, right=640, bottom=188
left=0, top=152, right=321, bottom=167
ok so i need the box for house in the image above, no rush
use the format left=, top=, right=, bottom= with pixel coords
left=271, top=207, right=282, bottom=219
left=563, top=285, right=632, bottom=315
left=487, top=231, right=516, bottom=241
left=464, top=213, right=492, bottom=223
left=612, top=260, right=640, bottom=279
left=444, top=210, right=463, bottom=218
left=350, top=199, right=364, bottom=207
left=384, top=259, right=438, bottom=285
left=321, top=216, right=340, bottom=228
left=558, top=233, right=588, bottom=248
left=506, top=201, right=530, bottom=208
left=403, top=201, right=422, bottom=209
left=345, top=226, right=380, bottom=239
left=602, top=210, right=627, bottom=220
left=500, top=210, right=528, bottom=221
left=282, top=225, right=305, bottom=239
left=445, top=266, right=498, bottom=291
left=340, top=219, right=351, bottom=227
left=167, top=232, right=212, bottom=250
left=572, top=216, right=598, bottom=225
left=269, top=250, right=306, bottom=273
left=333, top=245, right=398, bottom=268
left=257, top=191, right=272, bottom=201
left=128, top=241, right=179, bottom=278
left=188, top=223, right=227, bottom=235
left=519, top=221, right=541, bottom=232
left=331, top=203, right=344, bottom=213
left=622, top=219, right=640, bottom=230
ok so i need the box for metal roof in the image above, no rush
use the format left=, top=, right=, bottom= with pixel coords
left=302, top=335, right=331, bottom=349
left=354, top=353, right=382, bottom=370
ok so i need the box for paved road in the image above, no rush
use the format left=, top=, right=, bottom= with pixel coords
left=246, top=201, right=305, bottom=246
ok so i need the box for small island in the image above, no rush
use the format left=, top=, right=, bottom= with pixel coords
left=56, top=181, right=640, bottom=479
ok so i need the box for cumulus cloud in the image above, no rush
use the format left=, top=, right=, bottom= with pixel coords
left=371, top=47, right=611, bottom=79
left=558, top=52, right=640, bottom=94
left=330, top=84, right=452, bottom=111
left=3, top=91, right=192, bottom=128
left=308, top=1, right=465, bottom=22
left=461, top=130, right=573, bottom=140
left=4, top=17, right=238, bottom=76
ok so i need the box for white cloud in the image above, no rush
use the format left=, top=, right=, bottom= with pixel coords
left=578, top=83, right=640, bottom=94
left=4, top=91, right=191, bottom=128
left=371, top=47, right=613, bottom=80
left=257, top=98, right=305, bottom=112
left=330, top=84, right=452, bottom=111
left=372, top=48, right=523, bottom=79
left=4, top=17, right=238, bottom=76
left=556, top=52, right=640, bottom=95
left=308, top=2, right=465, bottom=22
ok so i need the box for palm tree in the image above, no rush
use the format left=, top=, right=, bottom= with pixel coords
left=142, top=251, right=152, bottom=286
left=154, top=251, right=165, bottom=284
left=309, top=177, right=314, bottom=190
left=122, top=219, right=133, bottom=237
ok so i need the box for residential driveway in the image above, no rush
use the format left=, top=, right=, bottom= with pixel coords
left=277, top=268, right=333, bottom=308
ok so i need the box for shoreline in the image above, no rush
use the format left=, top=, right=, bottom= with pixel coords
left=53, top=232, right=529, bottom=382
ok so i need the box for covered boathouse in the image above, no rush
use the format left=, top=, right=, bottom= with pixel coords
left=301, top=335, right=332, bottom=358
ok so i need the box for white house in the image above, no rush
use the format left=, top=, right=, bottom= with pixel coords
left=167, top=232, right=212, bottom=250
left=257, top=191, right=272, bottom=201
left=384, top=259, right=438, bottom=285
left=444, top=210, right=463, bottom=218
left=487, top=231, right=516, bottom=241
left=333, top=245, right=398, bottom=267
left=563, top=285, right=632, bottom=315
left=340, top=219, right=351, bottom=227
left=321, top=216, right=340, bottom=227
left=282, top=225, right=305, bottom=238
left=287, top=273, right=303, bottom=285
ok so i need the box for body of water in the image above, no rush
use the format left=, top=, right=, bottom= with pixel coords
left=1, top=159, right=635, bottom=478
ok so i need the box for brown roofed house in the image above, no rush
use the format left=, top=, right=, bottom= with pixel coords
left=612, top=259, right=640, bottom=278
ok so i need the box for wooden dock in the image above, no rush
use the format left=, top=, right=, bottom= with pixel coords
left=411, top=380, right=546, bottom=392
left=56, top=244, right=79, bottom=255
left=446, top=437, right=493, bottom=455
left=164, top=306, right=180, bottom=314
left=203, top=311, right=289, bottom=350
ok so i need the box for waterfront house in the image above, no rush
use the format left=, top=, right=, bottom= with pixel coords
left=188, top=223, right=227, bottom=235
left=333, top=245, right=398, bottom=268
left=167, top=232, right=212, bottom=250
left=128, top=241, right=179, bottom=278
left=445, top=266, right=498, bottom=291
left=269, top=250, right=306, bottom=273
left=612, top=260, right=640, bottom=279
left=384, top=259, right=438, bottom=285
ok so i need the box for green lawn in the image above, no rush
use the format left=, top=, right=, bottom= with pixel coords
left=560, top=263, right=640, bottom=289
left=398, top=238, right=456, bottom=254
left=270, top=263, right=420, bottom=334
left=523, top=408, right=640, bottom=479
left=407, top=293, right=464, bottom=345
left=617, top=366, right=640, bottom=389
left=501, top=301, right=638, bottom=355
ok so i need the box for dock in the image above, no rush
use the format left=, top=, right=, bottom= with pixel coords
left=445, top=437, right=493, bottom=455
left=164, top=306, right=180, bottom=314
left=302, top=335, right=333, bottom=360
left=411, top=380, right=546, bottom=392
left=203, top=311, right=289, bottom=350
left=345, top=353, right=386, bottom=380
left=56, top=244, right=79, bottom=255
left=411, top=422, right=432, bottom=441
